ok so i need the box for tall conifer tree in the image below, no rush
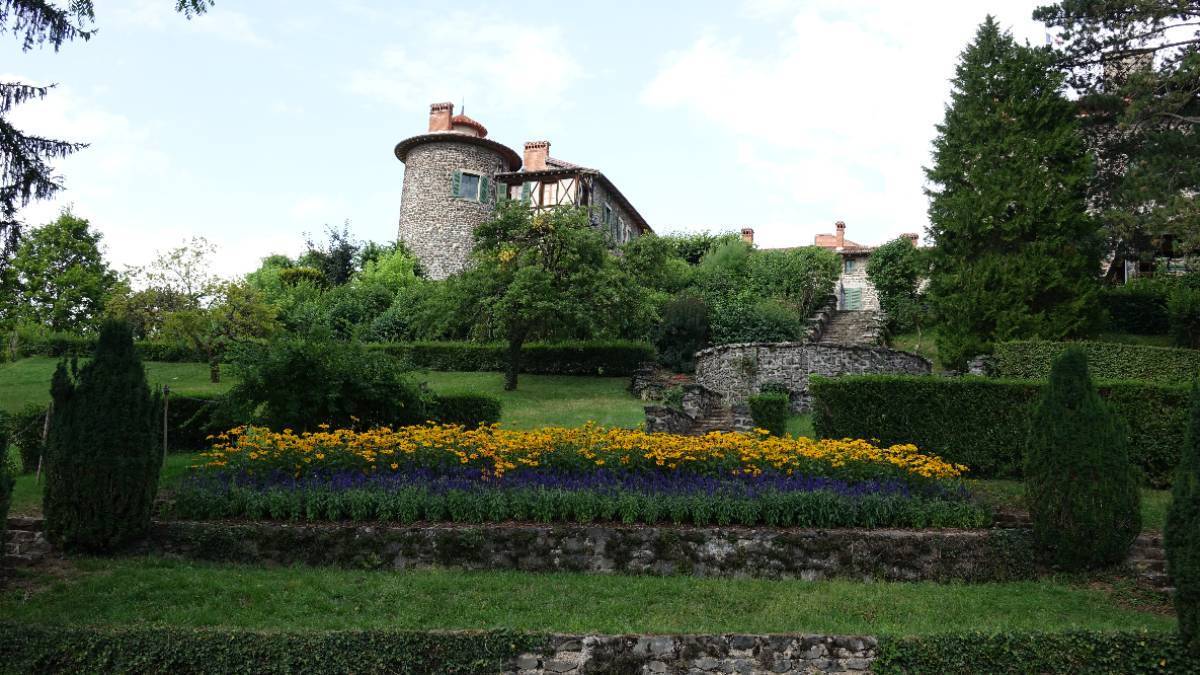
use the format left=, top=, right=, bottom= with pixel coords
left=1167, top=381, right=1200, bottom=651
left=42, top=320, right=161, bottom=551
left=926, top=17, right=1102, bottom=370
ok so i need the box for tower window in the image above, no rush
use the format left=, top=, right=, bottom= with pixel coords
left=457, top=172, right=481, bottom=200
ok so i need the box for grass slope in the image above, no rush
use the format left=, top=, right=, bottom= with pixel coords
left=0, top=357, right=231, bottom=413
left=0, top=557, right=1174, bottom=636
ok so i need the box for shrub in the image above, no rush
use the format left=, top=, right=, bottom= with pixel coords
left=875, top=630, right=1200, bottom=674
left=163, top=392, right=225, bottom=451
left=227, top=338, right=430, bottom=432
left=369, top=340, right=654, bottom=376
left=655, top=295, right=710, bottom=372
left=1024, top=349, right=1140, bottom=570
left=748, top=393, right=789, bottom=436
left=7, top=404, right=47, bottom=473
left=709, top=292, right=805, bottom=344
left=1102, top=280, right=1170, bottom=335
left=994, top=340, right=1200, bottom=385
left=0, top=419, right=12, bottom=554
left=1171, top=285, right=1200, bottom=348
left=431, top=394, right=502, bottom=428
left=0, top=623, right=546, bottom=675
left=1167, top=381, right=1200, bottom=651
left=42, top=320, right=162, bottom=552
left=810, top=374, right=1188, bottom=485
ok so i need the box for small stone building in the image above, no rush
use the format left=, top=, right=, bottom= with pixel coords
left=395, top=102, right=653, bottom=279
left=814, top=222, right=919, bottom=311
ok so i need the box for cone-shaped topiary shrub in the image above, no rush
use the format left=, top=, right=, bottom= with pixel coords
left=1025, top=348, right=1141, bottom=570
left=43, top=320, right=161, bottom=552
left=1167, top=381, right=1200, bottom=651
left=0, top=445, right=12, bottom=558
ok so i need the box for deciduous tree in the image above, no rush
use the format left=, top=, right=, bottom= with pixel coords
left=163, top=280, right=279, bottom=382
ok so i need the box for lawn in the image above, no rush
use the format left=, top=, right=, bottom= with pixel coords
left=0, top=357, right=233, bottom=413
left=0, top=557, right=1174, bottom=636
left=972, top=478, right=1172, bottom=532
left=7, top=452, right=198, bottom=517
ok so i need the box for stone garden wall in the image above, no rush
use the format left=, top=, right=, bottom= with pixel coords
left=694, top=342, right=932, bottom=412
left=132, top=520, right=1036, bottom=583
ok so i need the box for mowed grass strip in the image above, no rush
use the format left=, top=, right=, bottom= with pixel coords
left=0, top=357, right=233, bottom=413
left=0, top=557, right=1175, bottom=636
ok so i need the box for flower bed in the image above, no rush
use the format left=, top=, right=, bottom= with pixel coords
left=171, top=425, right=989, bottom=528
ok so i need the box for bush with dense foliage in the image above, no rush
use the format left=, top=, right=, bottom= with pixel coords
left=1167, top=381, right=1200, bottom=651
left=875, top=630, right=1199, bottom=674
left=42, top=320, right=162, bottom=552
left=0, top=623, right=546, bottom=675
left=748, top=393, right=789, bottom=436
left=1024, top=349, right=1140, bottom=570
left=994, top=340, right=1200, bottom=385
left=654, top=295, right=710, bottom=372
left=810, top=374, right=1188, bottom=485
left=226, top=337, right=430, bottom=433
left=925, top=19, right=1101, bottom=369
left=7, top=404, right=46, bottom=473
left=0, top=419, right=12, bottom=554
left=867, top=236, right=929, bottom=334
left=430, top=393, right=503, bottom=428
left=369, top=340, right=654, bottom=376
left=1170, top=284, right=1200, bottom=349
left=1102, top=278, right=1171, bottom=335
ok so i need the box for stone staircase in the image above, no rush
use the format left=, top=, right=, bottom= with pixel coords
left=1127, top=532, right=1174, bottom=592
left=4, top=517, right=50, bottom=566
left=817, top=311, right=883, bottom=346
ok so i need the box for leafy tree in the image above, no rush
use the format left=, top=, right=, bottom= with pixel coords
left=619, top=234, right=692, bottom=296
left=655, top=294, right=710, bottom=373
left=745, top=247, right=840, bottom=319
left=1035, top=1, right=1200, bottom=254
left=659, top=231, right=744, bottom=265
left=926, top=17, right=1102, bottom=370
left=135, top=236, right=219, bottom=307
left=868, top=237, right=930, bottom=338
left=465, top=202, right=627, bottom=390
left=225, top=336, right=429, bottom=432
left=1167, top=379, right=1200, bottom=651
left=1025, top=348, right=1141, bottom=570
left=302, top=222, right=360, bottom=287
left=162, top=280, right=279, bottom=382
left=0, top=0, right=211, bottom=276
left=5, top=210, right=115, bottom=331
left=356, top=243, right=421, bottom=289
left=42, top=320, right=161, bottom=552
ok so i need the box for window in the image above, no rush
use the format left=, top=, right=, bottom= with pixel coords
left=844, top=258, right=857, bottom=274
left=458, top=172, right=481, bottom=200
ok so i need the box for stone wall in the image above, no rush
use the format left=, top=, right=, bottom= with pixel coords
left=512, top=633, right=877, bottom=674
left=694, top=342, right=931, bottom=412
left=131, top=520, right=1037, bottom=582
left=398, top=140, right=509, bottom=279
left=588, top=181, right=639, bottom=245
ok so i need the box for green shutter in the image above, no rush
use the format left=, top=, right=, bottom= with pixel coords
left=480, top=176, right=490, bottom=202
left=520, top=182, right=531, bottom=203
left=495, top=181, right=506, bottom=203
left=451, top=170, right=462, bottom=197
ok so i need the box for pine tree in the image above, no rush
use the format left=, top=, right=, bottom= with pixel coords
left=42, top=319, right=161, bottom=551
left=1025, top=348, right=1141, bottom=570
left=1167, top=381, right=1200, bottom=651
left=926, top=16, right=1102, bottom=370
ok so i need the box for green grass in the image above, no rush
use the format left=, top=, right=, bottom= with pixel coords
left=887, top=331, right=942, bottom=370
left=971, top=478, right=1172, bottom=532
left=7, top=452, right=198, bottom=517
left=0, top=357, right=233, bottom=413
left=416, top=371, right=644, bottom=429
left=0, top=557, right=1174, bottom=636
left=787, top=414, right=814, bottom=438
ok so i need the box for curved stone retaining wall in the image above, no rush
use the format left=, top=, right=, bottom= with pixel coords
left=131, top=520, right=1036, bottom=582
left=694, top=342, right=932, bottom=412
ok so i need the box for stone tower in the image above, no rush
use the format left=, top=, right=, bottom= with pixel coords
left=394, top=102, right=522, bottom=279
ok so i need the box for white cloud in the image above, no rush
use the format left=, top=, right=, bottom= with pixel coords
left=641, top=0, right=1045, bottom=248
left=111, top=0, right=269, bottom=47
left=347, top=11, right=582, bottom=118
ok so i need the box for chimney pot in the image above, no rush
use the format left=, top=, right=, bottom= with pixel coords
left=835, top=220, right=846, bottom=248
left=902, top=232, right=919, bottom=246
left=524, top=141, right=550, bottom=171
left=429, top=102, right=453, bottom=132
left=740, top=228, right=754, bottom=245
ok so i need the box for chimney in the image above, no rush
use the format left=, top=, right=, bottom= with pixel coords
left=524, top=141, right=550, bottom=171
left=902, top=232, right=919, bottom=246
left=740, top=228, right=754, bottom=245
left=428, top=102, right=453, bottom=132
left=835, top=221, right=846, bottom=249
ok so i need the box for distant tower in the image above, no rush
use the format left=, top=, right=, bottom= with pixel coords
left=394, top=102, right=521, bottom=279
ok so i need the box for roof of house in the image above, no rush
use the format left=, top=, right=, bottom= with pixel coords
left=494, top=164, right=652, bottom=235
left=393, top=132, right=522, bottom=171
left=449, top=113, right=488, bottom=137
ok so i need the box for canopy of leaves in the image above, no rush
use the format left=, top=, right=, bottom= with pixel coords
left=868, top=237, right=929, bottom=333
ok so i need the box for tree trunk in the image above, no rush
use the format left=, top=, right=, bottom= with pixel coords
left=209, top=356, right=221, bottom=383
left=504, top=334, right=524, bottom=391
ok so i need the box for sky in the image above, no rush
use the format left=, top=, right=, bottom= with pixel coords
left=5, top=0, right=1048, bottom=278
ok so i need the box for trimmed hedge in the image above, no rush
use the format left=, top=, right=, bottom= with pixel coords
left=164, top=392, right=226, bottom=451
left=875, top=630, right=1199, bottom=674
left=0, top=623, right=546, bottom=674
left=430, top=393, right=503, bottom=428
left=13, top=331, right=203, bottom=362
left=994, top=340, right=1200, bottom=385
left=369, top=340, right=654, bottom=376
left=1103, top=283, right=1170, bottom=335
left=810, top=375, right=1188, bottom=486
left=748, top=393, right=789, bottom=436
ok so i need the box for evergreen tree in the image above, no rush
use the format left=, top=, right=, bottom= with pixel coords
left=42, top=319, right=161, bottom=552
left=1025, top=348, right=1141, bottom=570
left=1167, top=380, right=1200, bottom=651
left=0, top=423, right=12, bottom=557
left=926, top=17, right=1102, bottom=370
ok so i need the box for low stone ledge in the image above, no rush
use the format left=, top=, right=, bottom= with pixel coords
left=126, top=519, right=1037, bottom=582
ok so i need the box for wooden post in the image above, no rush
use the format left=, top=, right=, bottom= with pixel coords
left=162, top=385, right=170, bottom=461
left=35, top=401, right=51, bottom=484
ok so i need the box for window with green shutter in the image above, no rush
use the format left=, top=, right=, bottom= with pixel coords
left=480, top=176, right=491, bottom=202
left=520, top=182, right=531, bottom=203
left=451, top=170, right=462, bottom=198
